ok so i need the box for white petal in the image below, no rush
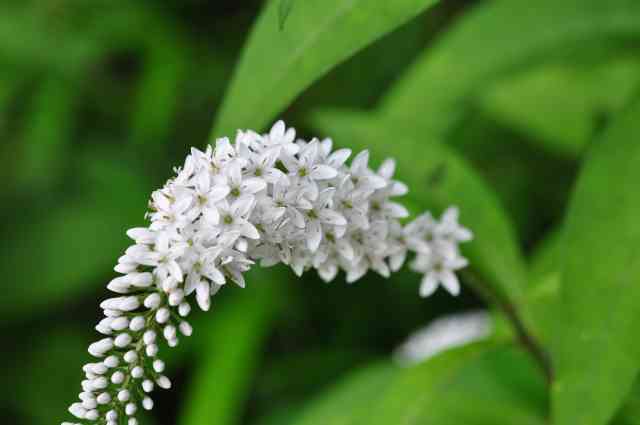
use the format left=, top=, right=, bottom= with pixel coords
left=419, top=273, right=439, bottom=297
left=307, top=220, right=322, bottom=252
left=195, top=281, right=210, bottom=311
left=126, top=228, right=155, bottom=244
left=242, top=177, right=267, bottom=194
left=378, top=158, right=395, bottom=179
left=231, top=197, right=254, bottom=217
left=318, top=263, right=338, bottom=282
left=351, top=150, right=369, bottom=174
left=168, top=261, right=183, bottom=282
left=203, top=207, right=220, bottom=225
left=229, top=269, right=246, bottom=288
left=456, top=228, right=473, bottom=242
left=442, top=206, right=459, bottom=224
left=337, top=240, right=354, bottom=261
left=390, top=181, right=408, bottom=196
left=390, top=251, right=406, bottom=272
left=319, top=209, right=347, bottom=226
left=270, top=120, right=285, bottom=138
left=310, top=164, right=337, bottom=180
left=316, top=187, right=335, bottom=208
left=327, top=148, right=351, bottom=168
left=184, top=273, right=198, bottom=295
left=204, top=266, right=226, bottom=285
left=197, top=171, right=210, bottom=192
left=173, top=195, right=193, bottom=214
left=290, top=208, right=306, bottom=228
left=241, top=222, right=260, bottom=239
left=209, top=185, right=230, bottom=202
left=361, top=175, right=387, bottom=190
left=227, top=162, right=242, bottom=186
left=440, top=271, right=460, bottom=296
left=386, top=202, right=409, bottom=218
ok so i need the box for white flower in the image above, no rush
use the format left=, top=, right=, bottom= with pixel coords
left=262, top=120, right=299, bottom=156
left=280, top=139, right=338, bottom=196
left=64, top=120, right=472, bottom=425
left=223, top=161, right=266, bottom=200
left=412, top=246, right=469, bottom=297
left=297, top=187, right=346, bottom=252
left=436, top=206, right=473, bottom=244
left=189, top=170, right=230, bottom=223
left=216, top=198, right=260, bottom=240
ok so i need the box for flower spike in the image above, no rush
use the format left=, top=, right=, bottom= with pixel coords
left=62, top=121, right=471, bottom=425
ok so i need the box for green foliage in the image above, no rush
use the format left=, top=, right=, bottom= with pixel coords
left=479, top=57, right=640, bottom=157
left=290, top=362, right=397, bottom=425
left=552, top=96, right=640, bottom=425
left=278, top=0, right=295, bottom=31
left=180, top=271, right=285, bottom=425
left=212, top=0, right=439, bottom=137
left=1, top=153, right=149, bottom=322
left=289, top=342, right=546, bottom=425
left=379, top=0, right=640, bottom=138
left=3, top=1, right=640, bottom=424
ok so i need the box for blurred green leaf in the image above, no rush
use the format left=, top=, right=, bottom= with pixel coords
left=0, top=151, right=149, bottom=322
left=479, top=57, right=640, bottom=157
left=613, top=379, right=640, bottom=425
left=0, top=5, right=97, bottom=76
left=552, top=96, right=640, bottom=425
left=308, top=109, right=532, bottom=330
left=284, top=342, right=546, bottom=425
left=10, top=328, right=87, bottom=425
left=18, top=77, right=75, bottom=188
left=278, top=0, right=295, bottom=31
left=180, top=270, right=285, bottom=425
left=339, top=343, right=546, bottom=425
left=290, top=362, right=398, bottom=425
left=525, top=229, right=563, bottom=346
left=380, top=0, right=640, bottom=138
left=212, top=0, right=439, bottom=137
left=130, top=20, right=189, bottom=147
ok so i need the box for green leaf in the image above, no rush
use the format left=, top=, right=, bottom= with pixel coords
left=612, top=379, right=640, bottom=425
left=211, top=0, right=439, bottom=137
left=552, top=96, right=640, bottom=425
left=290, top=362, right=398, bottom=425
left=380, top=0, right=640, bottom=138
left=525, top=229, right=563, bottom=346
left=19, top=77, right=75, bottom=189
left=0, top=151, right=150, bottom=322
left=179, top=270, right=285, bottom=425
left=288, top=343, right=546, bottom=425
left=363, top=342, right=545, bottom=425
left=308, top=109, right=531, bottom=327
left=278, top=0, right=295, bottom=31
left=130, top=22, right=189, bottom=147
left=479, top=56, right=640, bottom=157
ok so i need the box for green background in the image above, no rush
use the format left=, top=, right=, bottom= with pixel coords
left=1, top=1, right=640, bottom=424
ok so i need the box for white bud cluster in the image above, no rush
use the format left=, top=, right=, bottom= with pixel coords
left=63, top=121, right=471, bottom=424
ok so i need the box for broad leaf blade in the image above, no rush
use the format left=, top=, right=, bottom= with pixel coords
left=351, top=343, right=545, bottom=425
left=380, top=0, right=640, bottom=138
left=479, top=57, right=640, bottom=157
left=211, top=0, right=439, bottom=137
left=288, top=343, right=546, bottom=425
left=291, top=362, right=398, bottom=425
left=552, top=97, right=640, bottom=425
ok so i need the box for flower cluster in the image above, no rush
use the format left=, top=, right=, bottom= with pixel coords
left=63, top=121, right=471, bottom=425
